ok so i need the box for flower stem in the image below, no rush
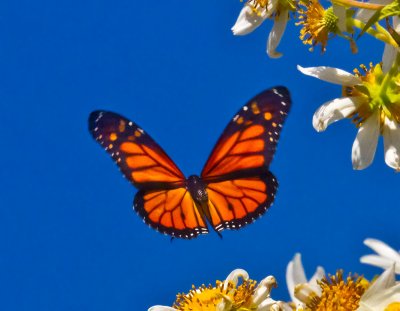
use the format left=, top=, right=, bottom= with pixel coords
left=332, top=0, right=384, bottom=10
left=350, top=18, right=398, bottom=46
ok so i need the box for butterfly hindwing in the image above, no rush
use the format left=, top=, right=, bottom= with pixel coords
left=206, top=172, right=278, bottom=232
left=134, top=188, right=209, bottom=239
left=89, top=111, right=185, bottom=189
left=201, top=87, right=291, bottom=181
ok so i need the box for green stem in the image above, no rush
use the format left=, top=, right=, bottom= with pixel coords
left=333, top=0, right=384, bottom=10
left=375, top=22, right=396, bottom=44
left=350, top=18, right=398, bottom=46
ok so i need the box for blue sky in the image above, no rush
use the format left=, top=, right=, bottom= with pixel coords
left=0, top=0, right=398, bottom=310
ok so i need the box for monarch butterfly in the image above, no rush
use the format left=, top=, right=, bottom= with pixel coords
left=89, top=86, right=291, bottom=239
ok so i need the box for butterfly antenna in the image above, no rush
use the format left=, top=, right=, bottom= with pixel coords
left=170, top=237, right=175, bottom=243
left=217, top=231, right=223, bottom=239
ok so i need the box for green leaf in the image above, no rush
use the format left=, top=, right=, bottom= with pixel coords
left=357, top=9, right=381, bottom=39
left=358, top=0, right=400, bottom=39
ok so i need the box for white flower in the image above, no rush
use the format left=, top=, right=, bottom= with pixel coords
left=360, top=238, right=400, bottom=274
left=285, top=253, right=325, bottom=309
left=149, top=268, right=286, bottom=311
left=357, top=265, right=400, bottom=311
left=231, top=0, right=292, bottom=58
left=298, top=42, right=400, bottom=170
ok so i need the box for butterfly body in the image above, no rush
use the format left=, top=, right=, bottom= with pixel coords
left=186, top=175, right=209, bottom=205
left=89, top=86, right=291, bottom=239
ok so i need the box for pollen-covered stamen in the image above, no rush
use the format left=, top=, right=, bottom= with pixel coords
left=246, top=0, right=270, bottom=16
left=296, top=0, right=339, bottom=52
left=248, top=0, right=269, bottom=9
left=343, top=63, right=400, bottom=126
left=298, top=270, right=368, bottom=311
left=247, top=0, right=295, bottom=16
left=172, top=279, right=257, bottom=311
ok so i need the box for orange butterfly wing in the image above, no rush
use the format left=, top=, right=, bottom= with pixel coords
left=201, top=87, right=291, bottom=232
left=89, top=111, right=185, bottom=189
left=134, top=188, right=209, bottom=238
left=89, top=111, right=209, bottom=238
left=206, top=173, right=277, bottom=232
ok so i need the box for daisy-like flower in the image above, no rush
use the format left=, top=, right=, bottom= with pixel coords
left=231, top=0, right=296, bottom=58
left=296, top=0, right=342, bottom=52
left=294, top=269, right=370, bottom=310
left=294, top=267, right=400, bottom=310
left=149, top=269, right=286, bottom=311
left=285, top=253, right=325, bottom=309
left=298, top=44, right=400, bottom=170
left=358, top=265, right=400, bottom=311
left=360, top=238, right=400, bottom=274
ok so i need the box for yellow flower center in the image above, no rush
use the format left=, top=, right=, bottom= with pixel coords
left=172, top=280, right=257, bottom=311
left=296, top=0, right=339, bottom=52
left=297, top=270, right=368, bottom=311
left=344, top=63, right=400, bottom=126
left=386, top=302, right=400, bottom=311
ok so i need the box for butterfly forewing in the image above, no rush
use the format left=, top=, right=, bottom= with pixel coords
left=89, top=111, right=185, bottom=189
left=201, top=87, right=291, bottom=181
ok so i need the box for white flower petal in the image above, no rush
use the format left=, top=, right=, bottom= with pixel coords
left=223, top=269, right=249, bottom=290
left=383, top=117, right=400, bottom=171
left=308, top=266, right=325, bottom=296
left=358, top=285, right=400, bottom=310
left=286, top=253, right=307, bottom=304
left=266, top=10, right=288, bottom=58
left=381, top=16, right=400, bottom=73
left=355, top=0, right=393, bottom=23
left=394, top=16, right=400, bottom=30
left=367, top=265, right=396, bottom=297
left=231, top=5, right=269, bottom=35
left=294, top=283, right=320, bottom=304
left=364, top=238, right=400, bottom=261
left=297, top=65, right=361, bottom=86
left=352, top=111, right=380, bottom=170
left=382, top=44, right=397, bottom=73
left=256, top=298, right=281, bottom=311
left=358, top=284, right=400, bottom=310
left=252, top=276, right=277, bottom=305
left=360, top=255, right=400, bottom=273
left=312, top=96, right=364, bottom=132
left=333, top=4, right=347, bottom=32
left=148, top=306, right=177, bottom=311
left=359, top=266, right=398, bottom=311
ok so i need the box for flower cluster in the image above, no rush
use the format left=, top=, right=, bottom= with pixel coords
left=232, top=0, right=400, bottom=171
left=150, top=239, right=400, bottom=310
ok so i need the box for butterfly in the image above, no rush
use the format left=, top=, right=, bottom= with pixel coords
left=88, top=86, right=291, bottom=239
